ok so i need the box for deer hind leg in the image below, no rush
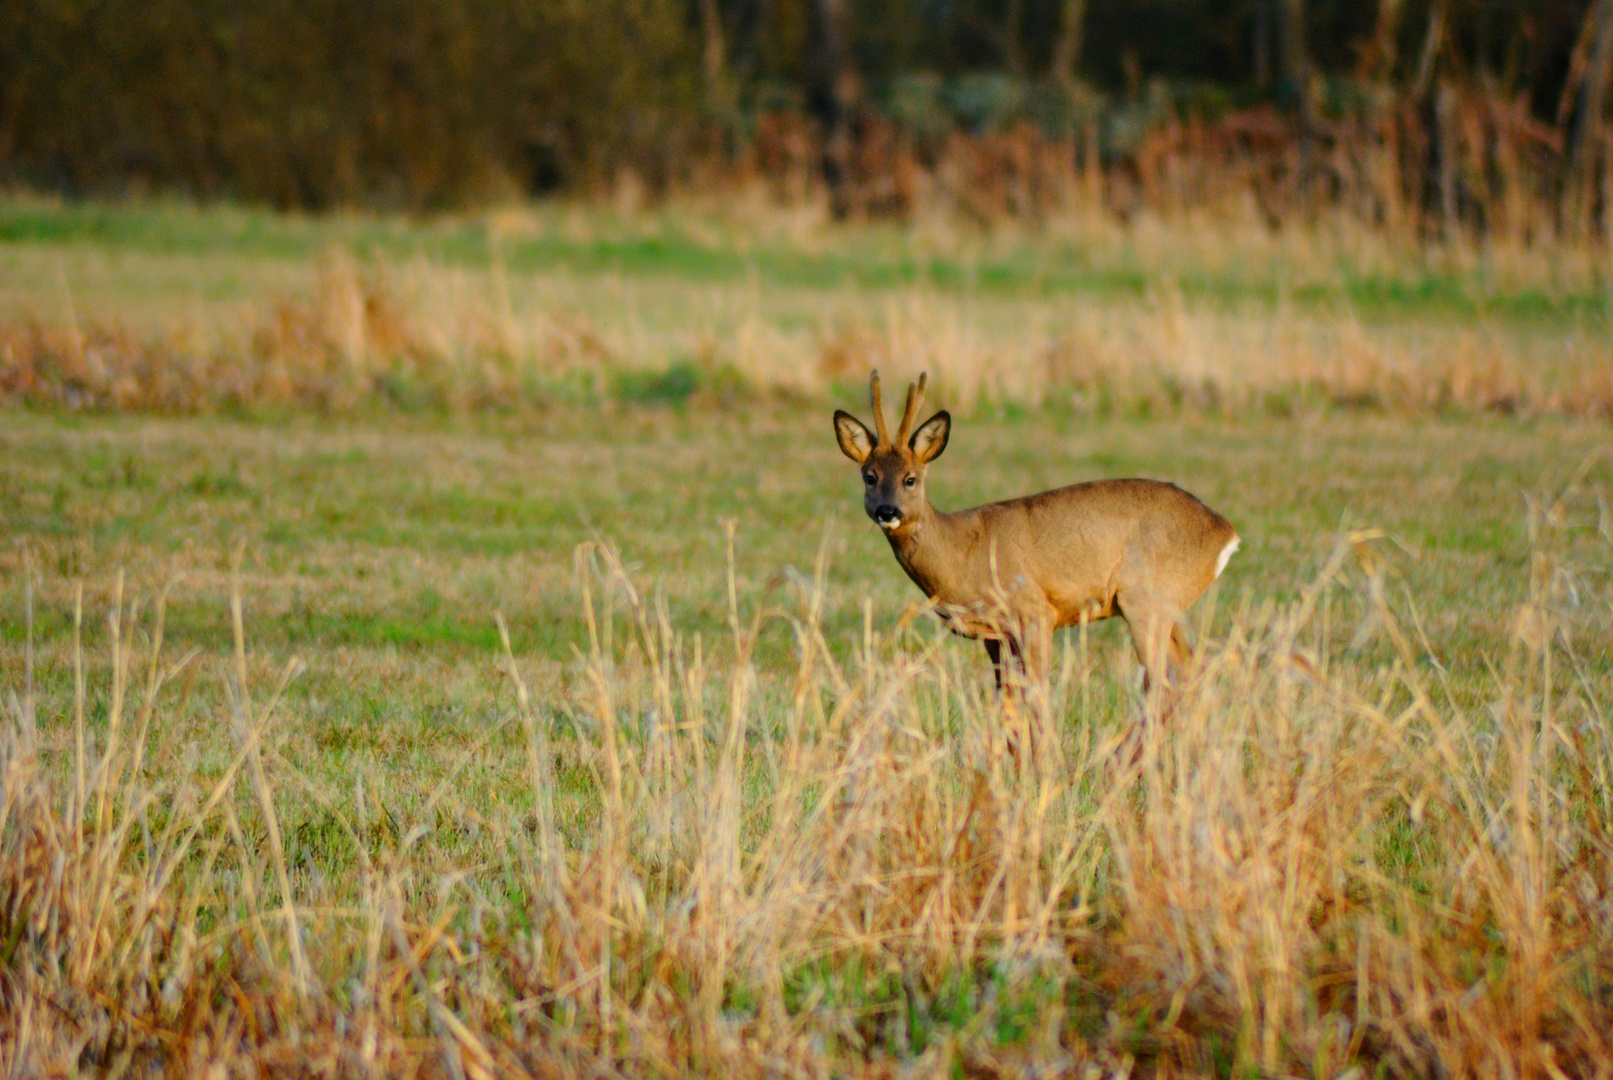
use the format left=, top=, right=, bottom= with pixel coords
left=1168, top=623, right=1193, bottom=674
left=1117, top=593, right=1183, bottom=702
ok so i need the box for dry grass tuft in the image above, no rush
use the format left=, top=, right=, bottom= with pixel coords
left=0, top=250, right=614, bottom=414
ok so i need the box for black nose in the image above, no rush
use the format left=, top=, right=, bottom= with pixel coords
left=874, top=505, right=900, bottom=523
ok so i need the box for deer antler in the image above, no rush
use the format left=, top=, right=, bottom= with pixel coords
left=869, top=370, right=892, bottom=447
left=895, top=372, right=928, bottom=446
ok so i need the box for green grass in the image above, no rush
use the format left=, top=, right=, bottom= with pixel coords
left=3, top=407, right=1605, bottom=789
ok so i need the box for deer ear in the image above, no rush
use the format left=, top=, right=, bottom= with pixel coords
left=910, top=410, right=950, bottom=463
left=834, top=410, right=876, bottom=464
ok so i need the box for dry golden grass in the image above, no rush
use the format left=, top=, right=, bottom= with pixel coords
left=0, top=251, right=613, bottom=413
left=3, top=471, right=1610, bottom=1077
left=5, top=200, right=1613, bottom=420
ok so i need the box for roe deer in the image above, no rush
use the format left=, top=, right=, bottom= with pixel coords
left=833, top=371, right=1238, bottom=697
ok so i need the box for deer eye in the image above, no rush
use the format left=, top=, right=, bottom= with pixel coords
left=904, top=475, right=917, bottom=488
left=863, top=471, right=876, bottom=485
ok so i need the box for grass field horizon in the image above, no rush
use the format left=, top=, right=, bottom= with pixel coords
left=7, top=193, right=1613, bottom=421
left=3, top=195, right=1613, bottom=1078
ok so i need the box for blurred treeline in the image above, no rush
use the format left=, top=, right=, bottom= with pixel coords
left=2, top=0, right=1611, bottom=235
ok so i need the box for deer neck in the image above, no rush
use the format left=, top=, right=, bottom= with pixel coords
left=883, top=500, right=959, bottom=601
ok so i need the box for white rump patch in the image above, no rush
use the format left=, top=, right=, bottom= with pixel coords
left=1214, top=536, right=1241, bottom=579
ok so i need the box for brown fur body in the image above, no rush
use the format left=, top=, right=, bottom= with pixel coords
left=834, top=372, right=1238, bottom=692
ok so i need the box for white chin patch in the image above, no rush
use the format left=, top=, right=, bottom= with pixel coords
left=879, top=518, right=903, bottom=531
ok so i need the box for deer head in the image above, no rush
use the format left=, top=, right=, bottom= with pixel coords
left=833, top=371, right=951, bottom=533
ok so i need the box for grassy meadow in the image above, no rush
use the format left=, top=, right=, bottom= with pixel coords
left=2, top=196, right=1613, bottom=1078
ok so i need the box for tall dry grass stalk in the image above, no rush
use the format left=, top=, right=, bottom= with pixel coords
left=2, top=480, right=1610, bottom=1076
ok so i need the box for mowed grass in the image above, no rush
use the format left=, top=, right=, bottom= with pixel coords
left=6, top=407, right=1601, bottom=658
left=3, top=197, right=1613, bottom=1077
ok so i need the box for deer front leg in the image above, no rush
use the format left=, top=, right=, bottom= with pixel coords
left=1014, top=610, right=1055, bottom=684
left=993, top=607, right=1055, bottom=774
left=983, top=634, right=1040, bottom=690
left=984, top=638, right=1004, bottom=692
left=983, top=636, right=1032, bottom=768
